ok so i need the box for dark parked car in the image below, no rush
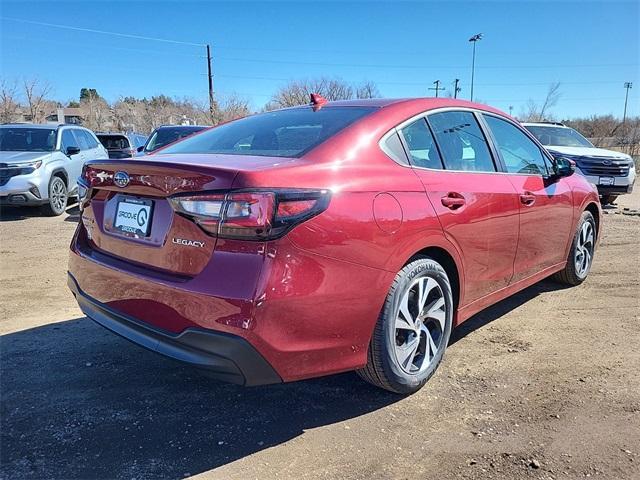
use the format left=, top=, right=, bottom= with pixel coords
left=70, top=97, right=601, bottom=394
left=139, top=125, right=208, bottom=154
left=97, top=132, right=147, bottom=159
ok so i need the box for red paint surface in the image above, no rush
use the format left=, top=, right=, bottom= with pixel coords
left=69, top=98, right=601, bottom=382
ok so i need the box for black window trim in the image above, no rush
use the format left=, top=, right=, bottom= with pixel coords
left=396, top=117, right=445, bottom=170
left=479, top=111, right=555, bottom=178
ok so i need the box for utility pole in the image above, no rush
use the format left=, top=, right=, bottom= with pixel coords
left=623, top=82, right=633, bottom=124
left=509, top=105, right=514, bottom=116
left=468, top=33, right=483, bottom=102
left=206, top=44, right=215, bottom=121
left=453, top=78, right=461, bottom=99
left=429, top=80, right=444, bottom=98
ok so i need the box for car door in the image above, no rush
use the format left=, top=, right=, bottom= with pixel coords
left=481, top=114, right=574, bottom=283
left=399, top=111, right=521, bottom=305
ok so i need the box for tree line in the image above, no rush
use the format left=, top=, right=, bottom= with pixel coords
left=0, top=77, right=637, bottom=157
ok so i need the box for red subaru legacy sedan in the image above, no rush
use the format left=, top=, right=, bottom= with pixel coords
left=68, top=97, right=601, bottom=394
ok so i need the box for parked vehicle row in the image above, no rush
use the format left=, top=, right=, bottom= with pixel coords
left=0, top=123, right=209, bottom=215
left=68, top=97, right=602, bottom=394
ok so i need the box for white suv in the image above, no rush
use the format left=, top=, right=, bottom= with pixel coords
left=0, top=124, right=108, bottom=215
left=523, top=122, right=636, bottom=204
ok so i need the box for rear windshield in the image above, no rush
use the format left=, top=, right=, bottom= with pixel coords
left=524, top=125, right=593, bottom=148
left=145, top=126, right=207, bottom=152
left=97, top=135, right=130, bottom=150
left=158, top=107, right=376, bottom=158
left=0, top=127, right=57, bottom=152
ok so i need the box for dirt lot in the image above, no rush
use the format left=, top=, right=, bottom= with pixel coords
left=1, top=190, right=639, bottom=480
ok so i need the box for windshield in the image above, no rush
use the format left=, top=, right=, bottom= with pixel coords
left=0, top=127, right=57, bottom=152
left=524, top=125, right=593, bottom=148
left=159, top=107, right=376, bottom=158
left=145, top=126, right=207, bottom=152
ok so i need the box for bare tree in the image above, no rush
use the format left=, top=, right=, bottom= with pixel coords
left=0, top=79, right=20, bottom=123
left=521, top=82, right=562, bottom=122
left=23, top=78, right=53, bottom=123
left=266, top=77, right=377, bottom=109
left=356, top=81, right=380, bottom=99
left=214, top=94, right=251, bottom=124
left=80, top=90, right=112, bottom=131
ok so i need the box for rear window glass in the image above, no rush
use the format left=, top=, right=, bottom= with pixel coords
left=98, top=135, right=130, bottom=150
left=159, top=107, right=376, bottom=158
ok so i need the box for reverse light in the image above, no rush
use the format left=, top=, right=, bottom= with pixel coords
left=170, top=190, right=331, bottom=240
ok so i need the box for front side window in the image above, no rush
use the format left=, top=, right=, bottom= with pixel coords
left=73, top=129, right=90, bottom=150
left=399, top=118, right=443, bottom=169
left=61, top=129, right=78, bottom=151
left=427, top=111, right=495, bottom=172
left=79, top=130, right=99, bottom=149
left=0, top=127, right=57, bottom=152
left=484, top=115, right=550, bottom=175
left=159, top=107, right=375, bottom=158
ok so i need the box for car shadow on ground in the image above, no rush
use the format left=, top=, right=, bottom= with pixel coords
left=450, top=278, right=571, bottom=345
left=0, top=318, right=400, bottom=479
left=0, top=203, right=79, bottom=222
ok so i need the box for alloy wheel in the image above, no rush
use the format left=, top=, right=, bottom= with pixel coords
left=575, top=221, right=594, bottom=278
left=393, top=276, right=446, bottom=375
left=50, top=178, right=67, bottom=214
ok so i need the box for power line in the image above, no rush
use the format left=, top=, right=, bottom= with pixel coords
left=1, top=16, right=205, bottom=47
left=215, top=56, right=637, bottom=70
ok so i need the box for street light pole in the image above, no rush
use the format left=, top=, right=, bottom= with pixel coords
left=623, top=82, right=633, bottom=124
left=468, top=33, right=483, bottom=102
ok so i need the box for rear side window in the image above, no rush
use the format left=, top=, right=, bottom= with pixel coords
left=484, top=115, right=550, bottom=175
left=399, top=118, right=443, bottom=169
left=159, top=107, right=375, bottom=158
left=428, top=111, right=495, bottom=172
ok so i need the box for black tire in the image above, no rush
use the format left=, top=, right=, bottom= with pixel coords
left=553, top=210, right=596, bottom=286
left=41, top=176, right=68, bottom=216
left=357, top=257, right=454, bottom=394
left=601, top=194, right=618, bottom=205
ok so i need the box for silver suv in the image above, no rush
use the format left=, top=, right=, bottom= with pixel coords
left=0, top=124, right=108, bottom=215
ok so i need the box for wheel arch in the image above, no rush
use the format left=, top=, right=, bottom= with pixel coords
left=407, top=245, right=462, bottom=313
left=50, top=168, right=69, bottom=188
left=584, top=201, right=600, bottom=240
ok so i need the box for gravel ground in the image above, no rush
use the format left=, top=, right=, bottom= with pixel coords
left=1, top=190, right=639, bottom=480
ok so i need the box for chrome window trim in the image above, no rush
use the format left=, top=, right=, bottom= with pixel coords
left=378, top=106, right=552, bottom=177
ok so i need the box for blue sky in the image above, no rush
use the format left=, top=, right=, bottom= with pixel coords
left=1, top=0, right=638, bottom=118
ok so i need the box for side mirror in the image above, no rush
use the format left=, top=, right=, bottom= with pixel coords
left=137, top=146, right=144, bottom=152
left=65, top=146, right=81, bottom=156
left=553, top=157, right=575, bottom=179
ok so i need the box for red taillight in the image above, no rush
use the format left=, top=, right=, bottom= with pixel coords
left=169, top=190, right=330, bottom=240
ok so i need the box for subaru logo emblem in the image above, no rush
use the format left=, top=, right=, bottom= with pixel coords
left=602, top=160, right=612, bottom=166
left=113, top=171, right=130, bottom=188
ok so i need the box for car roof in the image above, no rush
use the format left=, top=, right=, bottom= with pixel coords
left=1, top=123, right=59, bottom=129
left=294, top=97, right=509, bottom=117
left=154, top=125, right=208, bottom=130
left=521, top=122, right=568, bottom=128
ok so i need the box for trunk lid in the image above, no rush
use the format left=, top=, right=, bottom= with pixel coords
left=81, top=156, right=250, bottom=276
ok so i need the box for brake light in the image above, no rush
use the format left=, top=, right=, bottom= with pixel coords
left=169, top=190, right=330, bottom=240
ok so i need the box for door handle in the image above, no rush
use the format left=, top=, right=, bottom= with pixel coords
left=441, top=193, right=466, bottom=210
left=520, top=192, right=536, bottom=206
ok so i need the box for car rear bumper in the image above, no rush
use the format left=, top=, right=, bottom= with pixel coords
left=67, top=272, right=282, bottom=386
